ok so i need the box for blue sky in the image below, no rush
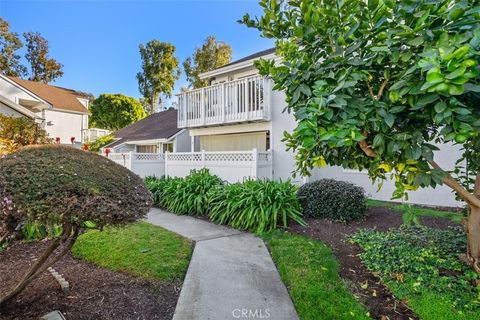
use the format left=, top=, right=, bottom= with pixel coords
left=0, top=0, right=273, bottom=103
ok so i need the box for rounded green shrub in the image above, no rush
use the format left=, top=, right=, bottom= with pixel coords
left=297, top=179, right=366, bottom=223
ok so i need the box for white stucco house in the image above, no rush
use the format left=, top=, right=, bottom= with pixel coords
left=106, top=48, right=462, bottom=207
left=0, top=75, right=107, bottom=145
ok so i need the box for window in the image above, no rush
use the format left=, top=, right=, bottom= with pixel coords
left=162, top=143, right=173, bottom=153
left=136, top=145, right=158, bottom=153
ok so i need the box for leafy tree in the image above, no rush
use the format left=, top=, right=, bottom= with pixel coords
left=0, top=145, right=152, bottom=305
left=183, top=36, right=232, bottom=88
left=24, top=31, right=63, bottom=83
left=89, top=94, right=146, bottom=131
left=0, top=18, right=27, bottom=77
left=137, top=40, right=181, bottom=114
left=88, top=134, right=114, bottom=153
left=0, top=114, right=52, bottom=155
left=243, top=0, right=480, bottom=270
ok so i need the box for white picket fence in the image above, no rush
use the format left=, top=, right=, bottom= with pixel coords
left=104, top=149, right=272, bottom=182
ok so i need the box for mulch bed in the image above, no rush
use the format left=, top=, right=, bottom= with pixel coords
left=288, top=206, right=459, bottom=320
left=0, top=241, right=181, bottom=320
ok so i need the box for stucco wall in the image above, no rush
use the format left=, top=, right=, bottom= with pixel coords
left=0, top=102, right=23, bottom=117
left=174, top=130, right=192, bottom=152
left=44, top=109, right=88, bottom=144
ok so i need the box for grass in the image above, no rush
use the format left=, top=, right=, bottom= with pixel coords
left=261, top=231, right=369, bottom=320
left=366, top=198, right=464, bottom=223
left=72, top=222, right=192, bottom=281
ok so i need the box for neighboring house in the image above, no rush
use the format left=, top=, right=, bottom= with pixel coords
left=0, top=75, right=94, bottom=145
left=103, top=108, right=190, bottom=153
left=0, top=94, right=42, bottom=120
left=172, top=48, right=463, bottom=207
left=102, top=109, right=190, bottom=178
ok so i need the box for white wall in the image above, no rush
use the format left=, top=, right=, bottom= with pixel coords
left=0, top=78, right=39, bottom=105
left=174, top=130, right=191, bottom=152
left=0, top=102, right=23, bottom=117
left=44, top=109, right=88, bottom=144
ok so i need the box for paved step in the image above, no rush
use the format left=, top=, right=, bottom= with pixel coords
left=147, top=208, right=299, bottom=320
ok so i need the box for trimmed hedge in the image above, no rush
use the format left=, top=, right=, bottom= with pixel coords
left=297, top=179, right=366, bottom=223
left=146, top=171, right=304, bottom=232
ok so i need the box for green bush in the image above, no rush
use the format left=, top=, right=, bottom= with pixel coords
left=148, top=169, right=223, bottom=215
left=88, top=134, right=114, bottom=152
left=208, top=179, right=304, bottom=233
left=350, top=226, right=480, bottom=319
left=297, top=179, right=366, bottom=223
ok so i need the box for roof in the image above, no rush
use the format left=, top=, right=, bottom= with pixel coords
left=199, top=47, right=276, bottom=80
left=6, top=77, right=89, bottom=114
left=0, top=94, right=41, bottom=119
left=221, top=48, right=276, bottom=68
left=107, top=108, right=182, bottom=148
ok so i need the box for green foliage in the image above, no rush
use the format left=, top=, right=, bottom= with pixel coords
left=72, top=222, right=192, bottom=281
left=0, top=114, right=52, bottom=155
left=24, top=31, right=63, bottom=83
left=243, top=0, right=480, bottom=200
left=297, top=179, right=366, bottom=223
left=208, top=179, right=304, bottom=233
left=401, top=204, right=422, bottom=226
left=262, top=231, right=369, bottom=319
left=137, top=40, right=181, bottom=114
left=0, top=145, right=152, bottom=232
left=20, top=221, right=62, bottom=240
left=90, top=94, right=146, bottom=131
left=0, top=18, right=27, bottom=77
left=366, top=198, right=465, bottom=223
left=183, top=35, right=232, bottom=89
left=149, top=169, right=223, bottom=215
left=146, top=172, right=304, bottom=232
left=88, top=134, right=115, bottom=152
left=350, top=226, right=480, bottom=319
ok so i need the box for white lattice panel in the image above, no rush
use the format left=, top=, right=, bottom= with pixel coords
left=257, top=152, right=272, bottom=162
left=167, top=153, right=202, bottom=162
left=134, top=153, right=165, bottom=161
left=205, top=153, right=253, bottom=162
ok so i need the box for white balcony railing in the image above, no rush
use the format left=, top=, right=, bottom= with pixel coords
left=177, top=75, right=271, bottom=128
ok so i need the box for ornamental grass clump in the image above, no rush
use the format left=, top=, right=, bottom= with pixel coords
left=208, top=179, right=304, bottom=233
left=149, top=169, right=223, bottom=215
left=0, top=145, right=152, bottom=305
left=297, top=179, right=366, bottom=223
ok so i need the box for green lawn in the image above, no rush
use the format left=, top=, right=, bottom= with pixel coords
left=366, top=199, right=464, bottom=223
left=72, top=222, right=192, bottom=281
left=261, top=231, right=369, bottom=320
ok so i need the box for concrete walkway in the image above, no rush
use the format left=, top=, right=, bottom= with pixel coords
left=147, top=208, right=299, bottom=320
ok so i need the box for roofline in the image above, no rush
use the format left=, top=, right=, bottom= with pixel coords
left=50, top=107, right=90, bottom=115
left=0, top=95, right=41, bottom=119
left=0, top=74, right=52, bottom=110
left=199, top=52, right=277, bottom=80
left=166, top=129, right=186, bottom=141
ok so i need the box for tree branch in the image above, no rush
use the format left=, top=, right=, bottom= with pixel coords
left=429, top=160, right=480, bottom=208
left=358, top=131, right=377, bottom=158
left=377, top=78, right=389, bottom=101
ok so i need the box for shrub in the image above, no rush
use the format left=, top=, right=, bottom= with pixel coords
left=88, top=134, right=114, bottom=152
left=350, top=226, right=480, bottom=319
left=208, top=179, right=304, bottom=233
left=0, top=145, right=152, bottom=305
left=148, top=169, right=223, bottom=215
left=0, top=114, right=52, bottom=154
left=297, top=179, right=366, bottom=223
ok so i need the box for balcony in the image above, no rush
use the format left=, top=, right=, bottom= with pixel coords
left=177, top=75, right=271, bottom=128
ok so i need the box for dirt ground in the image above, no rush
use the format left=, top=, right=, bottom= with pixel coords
left=288, top=206, right=459, bottom=320
left=0, top=241, right=181, bottom=320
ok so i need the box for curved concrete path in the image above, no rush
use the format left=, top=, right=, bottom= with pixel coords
left=147, top=208, right=299, bottom=320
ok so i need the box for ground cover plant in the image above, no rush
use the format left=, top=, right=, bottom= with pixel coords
left=0, top=145, right=152, bottom=305
left=367, top=198, right=464, bottom=223
left=297, top=179, right=366, bottom=222
left=244, top=0, right=480, bottom=271
left=72, top=222, right=192, bottom=281
left=262, top=231, right=369, bottom=320
left=208, top=179, right=304, bottom=233
left=350, top=226, right=480, bottom=320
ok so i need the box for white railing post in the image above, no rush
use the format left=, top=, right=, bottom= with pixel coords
left=201, top=88, right=205, bottom=125
left=221, top=83, right=226, bottom=123
left=165, top=151, right=170, bottom=177
left=252, top=148, right=258, bottom=179
left=201, top=150, right=206, bottom=168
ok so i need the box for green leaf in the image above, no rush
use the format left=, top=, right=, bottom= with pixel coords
left=417, top=94, right=439, bottom=106
left=384, top=114, right=395, bottom=128
left=407, top=36, right=424, bottom=46
left=445, top=66, right=466, bottom=80
left=373, top=134, right=384, bottom=148
left=434, top=101, right=447, bottom=113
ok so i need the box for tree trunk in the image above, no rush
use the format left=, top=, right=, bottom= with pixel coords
left=467, top=205, right=480, bottom=272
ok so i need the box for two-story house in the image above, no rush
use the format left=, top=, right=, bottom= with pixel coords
left=0, top=75, right=93, bottom=145
left=173, top=48, right=463, bottom=207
